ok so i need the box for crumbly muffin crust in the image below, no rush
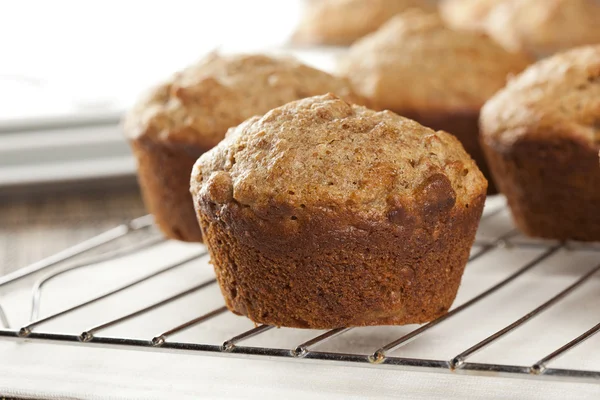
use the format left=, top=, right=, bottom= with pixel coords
left=293, top=0, right=436, bottom=46
left=192, top=94, right=487, bottom=328
left=338, top=10, right=530, bottom=112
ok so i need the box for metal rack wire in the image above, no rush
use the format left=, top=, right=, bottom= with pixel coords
left=1, top=204, right=599, bottom=384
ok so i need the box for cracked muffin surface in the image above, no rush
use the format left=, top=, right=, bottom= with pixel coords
left=193, top=94, right=486, bottom=214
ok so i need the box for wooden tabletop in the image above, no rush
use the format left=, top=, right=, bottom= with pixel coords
left=0, top=185, right=147, bottom=276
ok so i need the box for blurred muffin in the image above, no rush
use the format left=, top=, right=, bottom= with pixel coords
left=481, top=46, right=600, bottom=241
left=292, top=0, right=436, bottom=46
left=439, top=0, right=499, bottom=32
left=124, top=54, right=363, bottom=242
left=339, top=10, right=530, bottom=193
left=440, top=0, right=600, bottom=58
left=191, top=93, right=487, bottom=329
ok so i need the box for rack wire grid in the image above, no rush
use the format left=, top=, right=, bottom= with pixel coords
left=1, top=198, right=599, bottom=384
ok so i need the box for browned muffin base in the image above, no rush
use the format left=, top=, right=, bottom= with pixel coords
left=197, top=196, right=485, bottom=329
left=400, top=110, right=497, bottom=195
left=131, top=139, right=206, bottom=242
left=483, top=137, right=600, bottom=241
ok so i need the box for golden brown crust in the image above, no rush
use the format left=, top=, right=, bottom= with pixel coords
left=292, top=0, right=436, bottom=46
left=192, top=94, right=487, bottom=328
left=441, top=0, right=600, bottom=58
left=339, top=10, right=531, bottom=112
left=481, top=46, right=600, bottom=241
left=125, top=54, right=364, bottom=242
left=192, top=94, right=487, bottom=213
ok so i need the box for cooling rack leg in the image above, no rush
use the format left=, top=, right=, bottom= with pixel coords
left=18, top=251, right=207, bottom=336
left=0, top=215, right=154, bottom=289
left=29, top=236, right=166, bottom=322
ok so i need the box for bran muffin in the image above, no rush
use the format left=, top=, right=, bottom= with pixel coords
left=292, top=0, right=436, bottom=46
left=481, top=45, right=600, bottom=241
left=124, top=53, right=363, bottom=242
left=440, top=0, right=600, bottom=58
left=339, top=10, right=530, bottom=194
left=191, top=94, right=487, bottom=329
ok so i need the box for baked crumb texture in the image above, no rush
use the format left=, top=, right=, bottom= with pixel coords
left=339, top=9, right=530, bottom=194
left=481, top=45, right=600, bottom=241
left=293, top=0, right=436, bottom=46
left=124, top=53, right=362, bottom=242
left=192, top=94, right=487, bottom=328
left=440, top=0, right=600, bottom=58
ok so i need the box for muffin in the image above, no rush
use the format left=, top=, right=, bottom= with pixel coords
left=292, top=0, right=436, bottom=46
left=191, top=94, right=487, bottom=329
left=339, top=10, right=530, bottom=194
left=439, top=0, right=499, bottom=32
left=481, top=46, right=600, bottom=241
left=124, top=53, right=363, bottom=242
left=440, top=0, right=600, bottom=58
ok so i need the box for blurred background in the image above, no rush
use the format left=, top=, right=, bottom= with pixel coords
left=0, top=1, right=309, bottom=269
left=0, top=1, right=305, bottom=190
left=1, top=0, right=597, bottom=270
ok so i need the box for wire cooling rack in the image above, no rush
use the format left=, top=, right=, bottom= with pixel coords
left=0, top=198, right=599, bottom=384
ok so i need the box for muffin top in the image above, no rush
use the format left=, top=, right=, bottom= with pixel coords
left=440, top=0, right=600, bottom=58
left=338, top=10, right=530, bottom=113
left=124, top=53, right=362, bottom=148
left=439, top=0, right=499, bottom=32
left=481, top=46, right=600, bottom=149
left=192, top=94, right=486, bottom=223
left=293, top=0, right=436, bottom=46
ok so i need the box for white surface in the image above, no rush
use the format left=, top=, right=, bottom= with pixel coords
left=0, top=198, right=599, bottom=399
left=0, top=0, right=304, bottom=121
